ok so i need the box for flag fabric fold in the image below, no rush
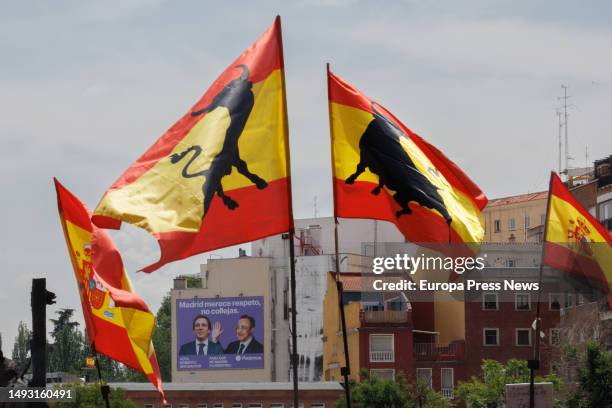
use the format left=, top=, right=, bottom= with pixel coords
left=327, top=68, right=487, bottom=249
left=92, top=16, right=292, bottom=272
left=543, top=172, right=612, bottom=307
left=54, top=178, right=165, bottom=402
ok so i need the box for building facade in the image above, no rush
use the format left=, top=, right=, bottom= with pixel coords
left=110, top=382, right=343, bottom=408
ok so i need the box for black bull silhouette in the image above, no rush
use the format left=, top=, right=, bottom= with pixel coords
left=169, top=64, right=268, bottom=219
left=345, top=103, right=452, bottom=225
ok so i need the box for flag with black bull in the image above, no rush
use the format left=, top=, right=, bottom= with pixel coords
left=328, top=69, right=487, bottom=249
left=93, top=17, right=293, bottom=272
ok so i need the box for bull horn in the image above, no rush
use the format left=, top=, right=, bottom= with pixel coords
left=235, top=64, right=250, bottom=81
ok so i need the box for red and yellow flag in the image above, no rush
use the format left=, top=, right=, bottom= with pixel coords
left=543, top=172, right=612, bottom=306
left=93, top=17, right=292, bottom=272
left=327, top=69, right=487, bottom=248
left=54, top=179, right=165, bottom=402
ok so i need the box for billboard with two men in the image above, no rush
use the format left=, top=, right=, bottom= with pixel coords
left=176, top=296, right=264, bottom=370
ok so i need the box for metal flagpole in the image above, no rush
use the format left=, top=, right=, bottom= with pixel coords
left=529, top=172, right=554, bottom=408
left=92, top=346, right=111, bottom=408
left=327, top=62, right=352, bottom=407
left=274, top=16, right=299, bottom=406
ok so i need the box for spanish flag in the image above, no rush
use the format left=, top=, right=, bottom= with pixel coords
left=327, top=68, right=487, bottom=248
left=93, top=17, right=292, bottom=272
left=54, top=179, right=165, bottom=402
left=543, top=172, right=612, bottom=307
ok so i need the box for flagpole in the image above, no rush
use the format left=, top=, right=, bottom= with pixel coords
left=529, top=171, right=554, bottom=408
left=274, top=15, right=299, bottom=406
left=327, top=62, right=353, bottom=408
left=92, top=346, right=111, bottom=408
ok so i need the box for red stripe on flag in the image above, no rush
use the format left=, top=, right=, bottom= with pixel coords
left=143, top=177, right=291, bottom=272
left=335, top=178, right=473, bottom=252
left=543, top=242, right=609, bottom=290
left=105, top=19, right=283, bottom=191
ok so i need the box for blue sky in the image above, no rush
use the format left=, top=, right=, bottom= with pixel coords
left=1, top=0, right=611, bottom=352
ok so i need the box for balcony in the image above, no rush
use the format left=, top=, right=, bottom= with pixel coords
left=369, top=350, right=394, bottom=362
left=413, top=342, right=465, bottom=361
left=441, top=388, right=454, bottom=399
left=361, top=309, right=410, bottom=324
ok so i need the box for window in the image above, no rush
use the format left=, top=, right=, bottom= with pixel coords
left=509, top=218, right=516, bottom=231
left=550, top=328, right=561, bottom=346
left=311, top=404, right=326, bottom=408
left=482, top=293, right=498, bottom=310
left=494, top=219, right=501, bottom=233
left=548, top=293, right=561, bottom=310
left=369, top=334, right=394, bottom=362
left=213, top=404, right=224, bottom=408
left=441, top=368, right=454, bottom=399
left=515, top=293, right=531, bottom=310
left=145, top=405, right=154, bottom=408
left=506, top=259, right=516, bottom=268
left=197, top=405, right=208, bottom=408
left=270, top=405, right=284, bottom=408
left=525, top=215, right=531, bottom=229
left=232, top=404, right=243, bottom=408
left=163, top=405, right=172, bottom=408
left=516, top=329, right=531, bottom=346
left=599, top=200, right=612, bottom=222
left=565, top=292, right=574, bottom=308
left=483, top=328, right=499, bottom=346
left=370, top=369, right=395, bottom=380
left=540, top=214, right=546, bottom=225
left=248, top=405, right=263, bottom=408
left=577, top=293, right=586, bottom=306
left=549, top=293, right=561, bottom=310
left=416, top=368, right=433, bottom=388
left=179, top=405, right=189, bottom=408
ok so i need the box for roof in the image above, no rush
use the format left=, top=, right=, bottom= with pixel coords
left=339, top=275, right=366, bottom=291
left=486, top=191, right=547, bottom=207
left=108, top=382, right=344, bottom=392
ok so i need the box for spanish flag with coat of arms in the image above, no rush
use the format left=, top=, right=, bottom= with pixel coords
left=327, top=67, right=487, bottom=249
left=54, top=179, right=165, bottom=402
left=93, top=17, right=293, bottom=272
left=543, top=172, right=612, bottom=308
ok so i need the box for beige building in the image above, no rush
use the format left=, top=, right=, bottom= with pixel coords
left=171, top=257, right=276, bottom=383
left=482, top=191, right=548, bottom=243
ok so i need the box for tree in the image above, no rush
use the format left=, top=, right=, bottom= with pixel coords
left=336, top=370, right=449, bottom=408
left=456, top=359, right=561, bottom=408
left=52, top=383, right=136, bottom=408
left=48, top=309, right=84, bottom=373
left=11, top=321, right=31, bottom=374
left=567, top=342, right=612, bottom=407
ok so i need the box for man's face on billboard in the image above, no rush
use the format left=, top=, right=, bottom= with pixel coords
left=193, top=317, right=210, bottom=342
left=236, top=317, right=253, bottom=342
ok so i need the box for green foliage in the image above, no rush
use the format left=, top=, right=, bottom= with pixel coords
left=11, top=321, right=31, bottom=373
left=456, top=359, right=561, bottom=408
left=567, top=342, right=612, bottom=407
left=51, top=383, right=136, bottom=408
left=49, top=309, right=84, bottom=374
left=186, top=276, right=202, bottom=288
left=336, top=369, right=449, bottom=408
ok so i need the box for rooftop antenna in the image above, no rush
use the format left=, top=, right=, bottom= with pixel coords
left=558, top=85, right=572, bottom=177
left=556, top=109, right=563, bottom=175
left=585, top=145, right=589, bottom=169
left=313, top=195, right=318, bottom=219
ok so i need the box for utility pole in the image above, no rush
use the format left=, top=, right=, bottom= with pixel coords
left=29, top=278, right=56, bottom=408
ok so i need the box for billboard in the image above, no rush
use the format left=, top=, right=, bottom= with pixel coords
left=176, top=296, right=264, bottom=370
